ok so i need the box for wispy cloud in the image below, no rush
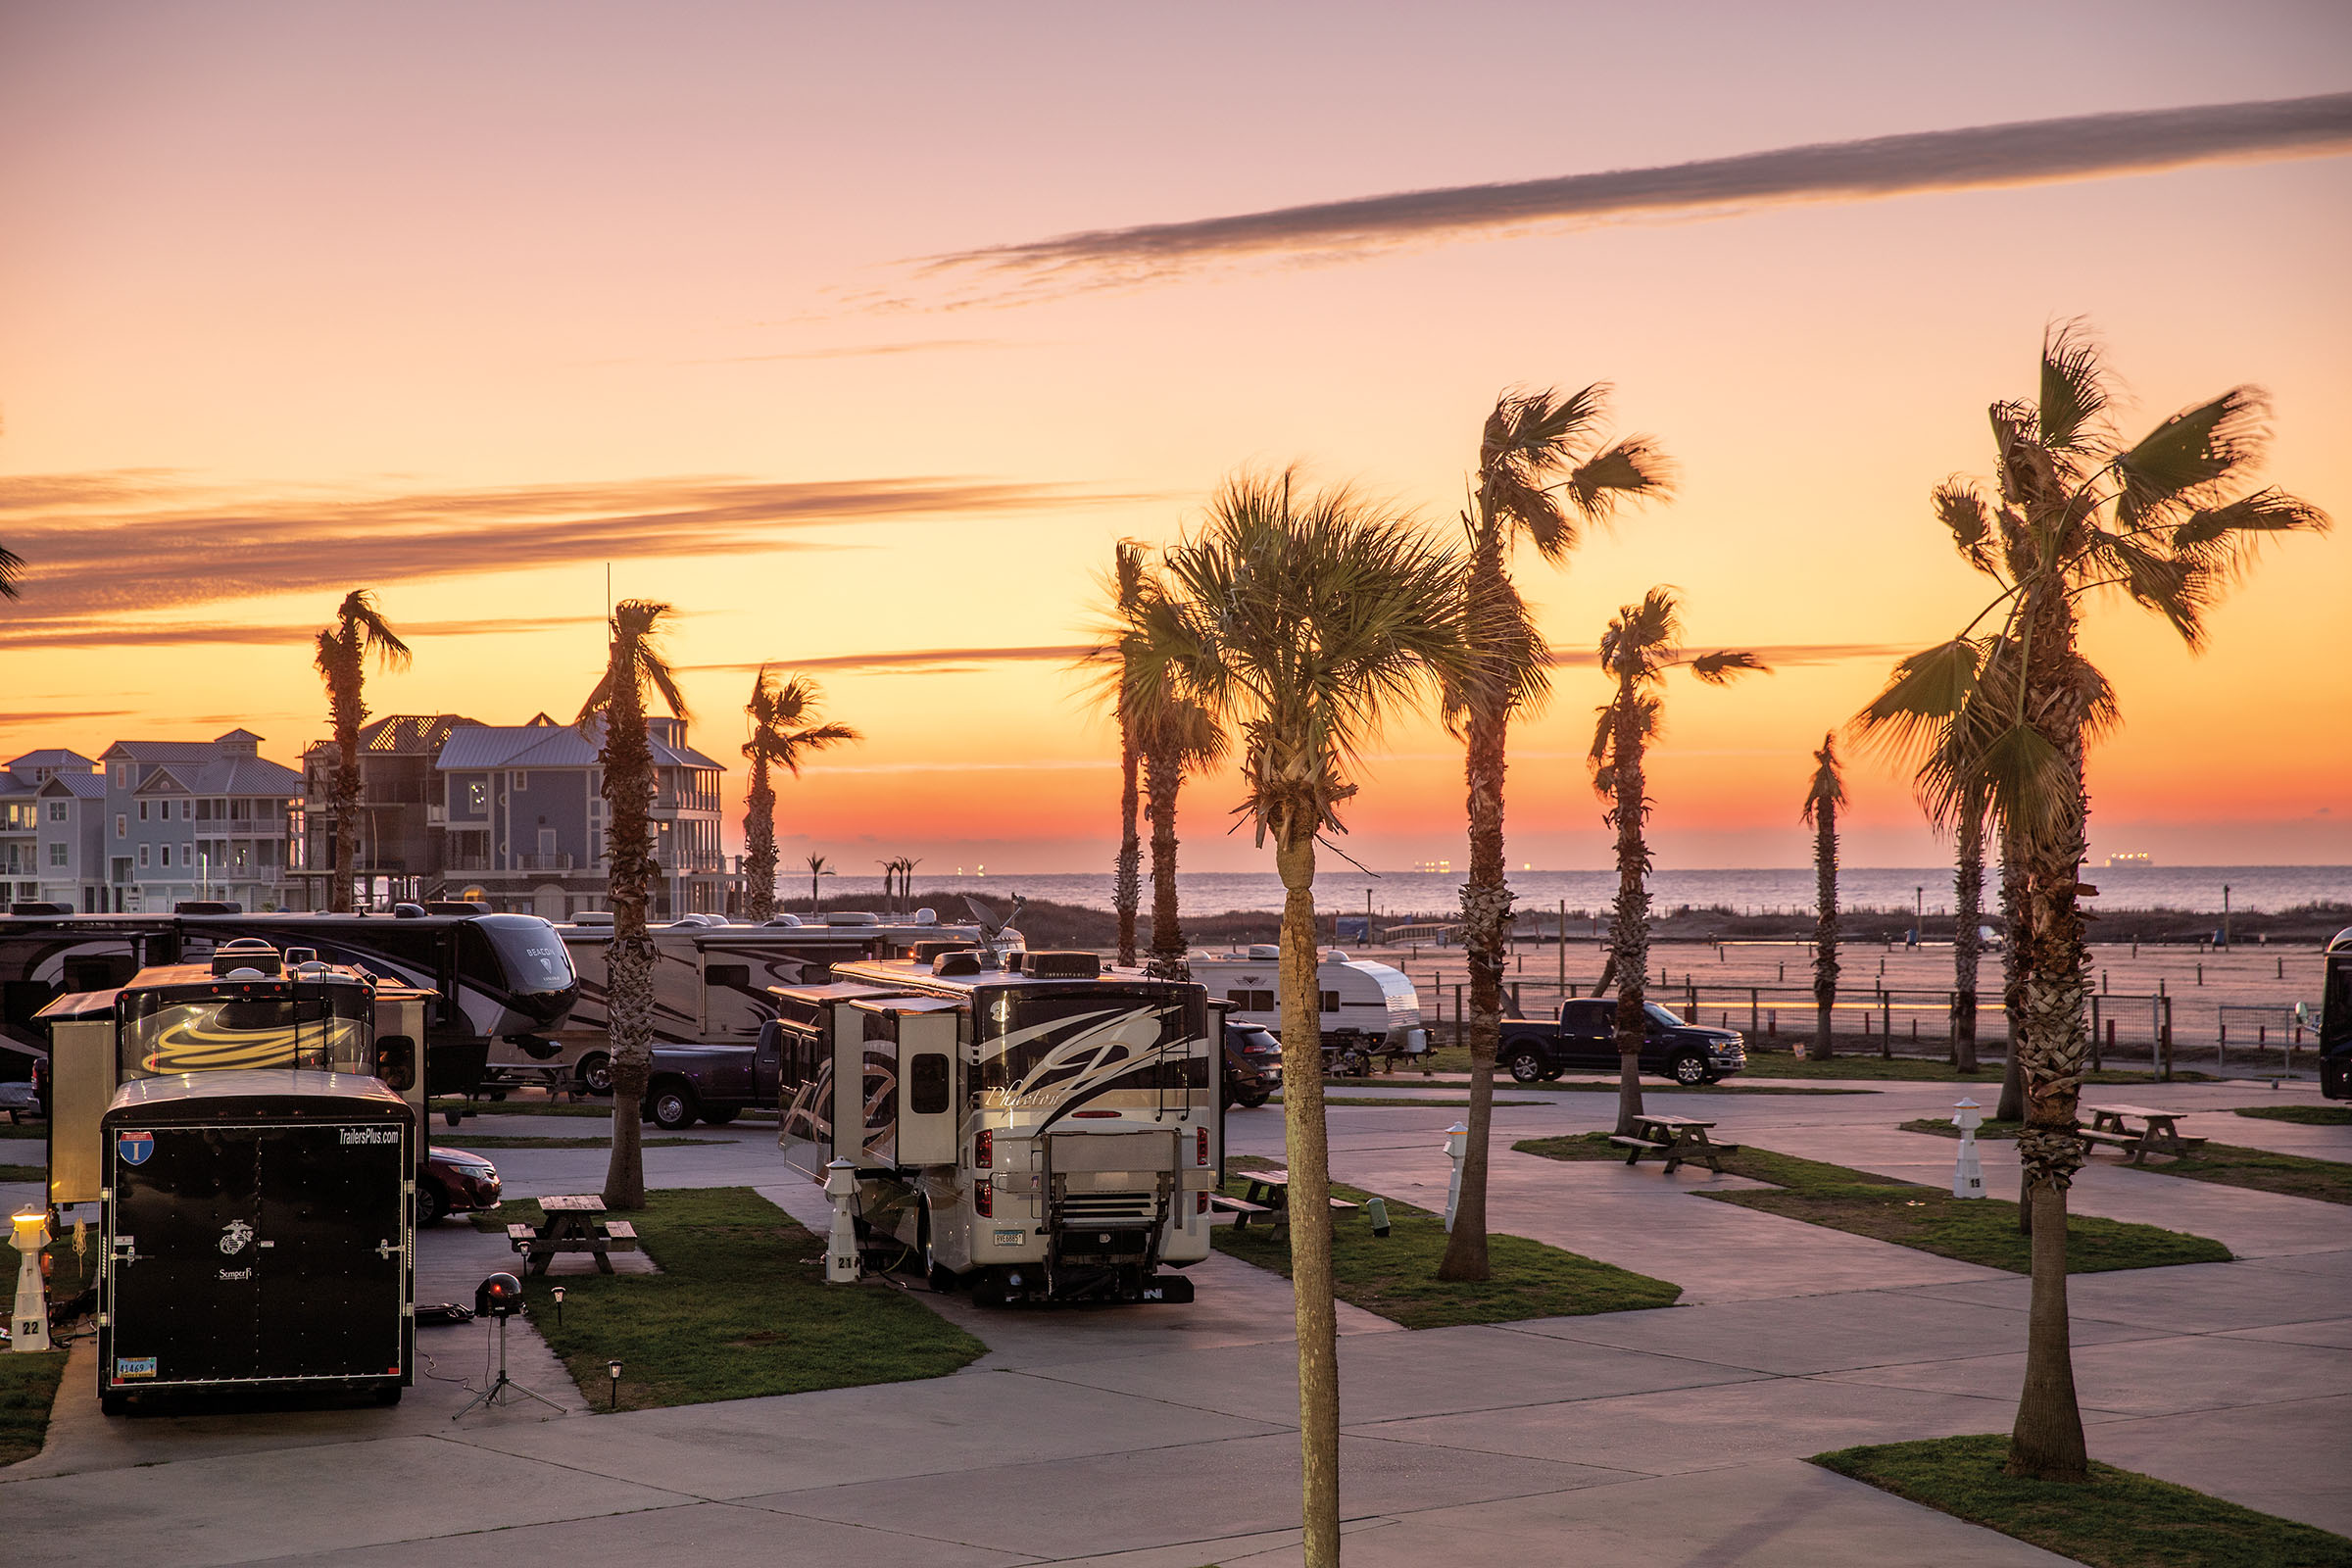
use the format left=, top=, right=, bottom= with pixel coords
left=3, top=614, right=607, bottom=654
left=681, top=338, right=1016, bottom=364
left=0, top=471, right=1137, bottom=635
left=928, top=93, right=2352, bottom=290
left=685, top=640, right=1907, bottom=679
left=0, top=709, right=134, bottom=728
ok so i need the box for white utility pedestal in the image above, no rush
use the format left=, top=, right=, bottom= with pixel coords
left=1443, top=1123, right=1468, bottom=1232
left=10, top=1209, right=51, bottom=1352
left=1951, top=1098, right=1986, bottom=1200
left=822, top=1159, right=861, bottom=1284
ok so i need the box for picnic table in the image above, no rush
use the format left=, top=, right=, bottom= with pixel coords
left=2080, top=1104, right=2207, bottom=1165
left=505, top=1193, right=639, bottom=1276
left=1215, top=1167, right=1362, bottom=1231
left=1610, top=1113, right=1742, bottom=1175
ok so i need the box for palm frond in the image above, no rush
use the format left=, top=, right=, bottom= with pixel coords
left=1564, top=436, right=1673, bottom=527
left=1933, top=480, right=1998, bottom=574
left=1801, top=731, right=1845, bottom=824
left=1849, top=638, right=1983, bottom=765
left=2113, top=387, right=2268, bottom=527
left=1976, top=720, right=2073, bottom=850
left=2036, top=321, right=2110, bottom=454
left=0, top=543, right=24, bottom=601
left=1688, top=650, right=1766, bottom=685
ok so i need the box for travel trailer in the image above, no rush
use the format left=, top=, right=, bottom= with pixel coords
left=35, top=940, right=426, bottom=1409
left=1184, top=947, right=1427, bottom=1073
left=775, top=948, right=1217, bottom=1305
left=546, top=911, right=983, bottom=1092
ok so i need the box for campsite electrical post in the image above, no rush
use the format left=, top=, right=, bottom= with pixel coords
left=1950, top=1098, right=1985, bottom=1200
left=824, top=1159, right=860, bottom=1283
left=1443, top=1123, right=1468, bottom=1233
left=10, top=1209, right=50, bottom=1352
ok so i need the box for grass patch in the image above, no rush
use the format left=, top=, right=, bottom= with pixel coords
left=1813, top=1435, right=2352, bottom=1568
left=434, top=1134, right=722, bottom=1149
left=0, top=1351, right=68, bottom=1467
left=471, top=1188, right=982, bottom=1411
left=1899, top=1120, right=2352, bottom=1205
left=2233, top=1103, right=2352, bottom=1126
left=0, top=1164, right=42, bottom=1183
left=1736, top=1050, right=2207, bottom=1085
left=0, top=1123, right=43, bottom=1140
left=1211, top=1155, right=1679, bottom=1328
left=1271, top=1096, right=1549, bottom=1109
left=1516, top=1133, right=2229, bottom=1274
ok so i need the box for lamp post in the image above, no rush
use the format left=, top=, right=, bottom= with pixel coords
left=608, top=1358, right=622, bottom=1410
left=10, top=1209, right=51, bottom=1353
left=552, top=1284, right=564, bottom=1328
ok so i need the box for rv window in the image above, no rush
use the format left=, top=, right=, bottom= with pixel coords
left=979, top=989, right=1207, bottom=1093
left=705, top=963, right=752, bottom=990
left=118, top=983, right=373, bottom=1079
left=907, top=1052, right=951, bottom=1115
left=1321, top=991, right=1340, bottom=1013
left=1225, top=988, right=1275, bottom=1012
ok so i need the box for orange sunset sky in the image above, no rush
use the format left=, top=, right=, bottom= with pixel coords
left=3, top=3, right=2348, bottom=876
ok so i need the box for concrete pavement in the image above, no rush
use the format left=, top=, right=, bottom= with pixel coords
left=5, top=1078, right=2345, bottom=1565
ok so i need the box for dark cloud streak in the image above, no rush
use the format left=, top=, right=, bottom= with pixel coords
left=682, top=641, right=1910, bottom=678
left=933, top=93, right=2352, bottom=281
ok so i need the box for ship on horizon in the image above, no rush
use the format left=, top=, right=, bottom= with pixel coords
left=2106, top=852, right=2155, bottom=869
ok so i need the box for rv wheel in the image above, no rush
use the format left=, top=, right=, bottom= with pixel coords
left=917, top=1201, right=957, bottom=1294
left=577, top=1054, right=613, bottom=1096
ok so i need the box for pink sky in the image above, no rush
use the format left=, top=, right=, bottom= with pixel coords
left=3, top=2, right=2348, bottom=872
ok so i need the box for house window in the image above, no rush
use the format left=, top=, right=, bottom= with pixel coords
left=137, top=801, right=149, bottom=821
left=513, top=771, right=528, bottom=791
left=116, top=814, right=127, bottom=839
left=113, top=763, right=129, bottom=788
left=49, top=843, right=67, bottom=866
left=138, top=845, right=150, bottom=869
left=466, top=781, right=487, bottom=812
left=48, top=801, right=67, bottom=822
left=161, top=845, right=172, bottom=867
left=196, top=799, right=213, bottom=821
left=181, top=799, right=193, bottom=819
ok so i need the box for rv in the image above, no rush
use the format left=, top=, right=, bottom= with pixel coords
left=774, top=949, right=1217, bottom=1305
left=547, top=911, right=983, bottom=1092
left=35, top=939, right=427, bottom=1409
left=0, top=909, right=576, bottom=1098
left=1184, top=947, right=1427, bottom=1073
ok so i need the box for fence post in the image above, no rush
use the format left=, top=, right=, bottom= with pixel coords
left=1687, top=980, right=1696, bottom=1017
left=2090, top=994, right=2102, bottom=1071
left=1454, top=983, right=1464, bottom=1049
left=1750, top=987, right=1759, bottom=1037
left=1509, top=981, right=1521, bottom=1017
left=2160, top=994, right=2173, bottom=1082
left=1881, top=991, right=1891, bottom=1059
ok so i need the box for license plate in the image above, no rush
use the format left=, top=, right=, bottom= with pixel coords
left=993, top=1229, right=1025, bottom=1247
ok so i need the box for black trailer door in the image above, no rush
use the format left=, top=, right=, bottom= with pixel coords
left=111, top=1128, right=264, bottom=1384
left=255, top=1123, right=407, bottom=1380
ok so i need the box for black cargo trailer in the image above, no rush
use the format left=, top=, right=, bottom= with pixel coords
left=99, top=1071, right=415, bottom=1411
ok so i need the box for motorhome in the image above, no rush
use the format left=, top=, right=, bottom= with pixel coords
left=547, top=911, right=983, bottom=1092
left=0, top=909, right=575, bottom=1097
left=1184, top=947, right=1427, bottom=1073
left=774, top=948, right=1217, bottom=1305
left=35, top=939, right=426, bottom=1409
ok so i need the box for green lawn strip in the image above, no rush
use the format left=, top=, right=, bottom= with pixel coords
left=1354, top=1072, right=1869, bottom=1098
left=1515, top=1133, right=2228, bottom=1274
left=0, top=1351, right=68, bottom=1467
left=466, top=1188, right=982, bottom=1411
left=433, top=1134, right=723, bottom=1150
left=1269, top=1096, right=1549, bottom=1108
left=0, top=1123, right=43, bottom=1139
left=1211, top=1154, right=1679, bottom=1328
left=2233, top=1103, right=2352, bottom=1126
left=0, top=1163, right=41, bottom=1183
left=1897, top=1121, right=2352, bottom=1206
left=1812, top=1435, right=2352, bottom=1568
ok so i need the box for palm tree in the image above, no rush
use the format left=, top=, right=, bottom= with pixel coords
left=1440, top=385, right=1671, bottom=1284
left=1133, top=470, right=1472, bottom=1568
left=806, top=853, right=834, bottom=911
left=1802, top=733, right=1844, bottom=1060
left=1951, top=782, right=1987, bottom=1073
left=0, top=544, right=23, bottom=600
left=1590, top=589, right=1765, bottom=1137
left=577, top=599, right=687, bottom=1210
left=741, top=668, right=858, bottom=922
left=313, top=591, right=411, bottom=913
left=1853, top=326, right=2326, bottom=1482
left=1108, top=541, right=1148, bottom=968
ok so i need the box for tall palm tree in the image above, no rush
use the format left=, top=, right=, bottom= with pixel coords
left=1802, top=733, right=1844, bottom=1060
left=1590, top=589, right=1765, bottom=1137
left=313, top=590, right=411, bottom=913
left=806, top=853, right=834, bottom=911
left=1950, top=782, right=1987, bottom=1073
left=1440, top=385, right=1671, bottom=1284
left=577, top=599, right=687, bottom=1210
left=1138, top=691, right=1226, bottom=977
left=741, top=668, right=858, bottom=922
left=1107, top=541, right=1148, bottom=968
left=1854, top=326, right=2326, bottom=1482
left=1133, top=470, right=1472, bottom=1568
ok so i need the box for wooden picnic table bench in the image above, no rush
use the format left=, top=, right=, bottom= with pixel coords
left=506, top=1193, right=641, bottom=1276
left=2079, top=1104, right=2206, bottom=1165
left=1229, top=1167, right=1362, bottom=1231
left=1612, top=1112, right=1743, bottom=1176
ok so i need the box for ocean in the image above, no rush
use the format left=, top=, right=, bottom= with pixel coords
left=809, top=865, right=2352, bottom=921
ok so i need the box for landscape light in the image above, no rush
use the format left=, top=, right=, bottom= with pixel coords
left=552, top=1284, right=564, bottom=1327
left=608, top=1358, right=621, bottom=1409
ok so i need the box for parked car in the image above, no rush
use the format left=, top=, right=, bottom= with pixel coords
left=1497, top=998, right=1745, bottom=1087
left=1223, top=1022, right=1281, bottom=1108
left=417, top=1147, right=502, bottom=1225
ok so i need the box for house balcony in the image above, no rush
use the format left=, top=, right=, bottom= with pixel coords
left=519, top=853, right=574, bottom=871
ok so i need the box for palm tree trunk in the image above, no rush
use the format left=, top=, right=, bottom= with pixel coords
left=601, top=688, right=655, bottom=1211
left=1275, top=829, right=1341, bottom=1568
left=1812, top=803, right=1838, bottom=1060
left=1145, top=743, right=1187, bottom=977
left=1996, top=830, right=2028, bottom=1126
left=1609, top=685, right=1650, bottom=1138
left=2006, top=595, right=2092, bottom=1483
left=1441, top=693, right=1507, bottom=1282
left=1952, top=801, right=1984, bottom=1073
left=743, top=757, right=776, bottom=922
left=1115, top=728, right=1141, bottom=968
left=329, top=662, right=362, bottom=914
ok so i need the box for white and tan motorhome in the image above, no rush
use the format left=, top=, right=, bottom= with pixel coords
left=1185, top=947, right=1427, bottom=1072
left=774, top=948, right=1217, bottom=1305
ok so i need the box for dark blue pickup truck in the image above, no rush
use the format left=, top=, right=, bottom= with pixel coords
left=1496, top=998, right=1745, bottom=1087
left=642, top=1026, right=783, bottom=1129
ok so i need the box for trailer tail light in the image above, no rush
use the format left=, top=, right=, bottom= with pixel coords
left=974, top=1130, right=992, bottom=1168
left=1197, top=1126, right=1209, bottom=1165
left=975, top=1181, right=993, bottom=1217
left=1197, top=1191, right=1208, bottom=1215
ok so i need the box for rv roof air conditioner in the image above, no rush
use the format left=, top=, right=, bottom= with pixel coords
left=212, top=939, right=283, bottom=978
left=931, top=951, right=985, bottom=976
left=1248, top=944, right=1279, bottom=961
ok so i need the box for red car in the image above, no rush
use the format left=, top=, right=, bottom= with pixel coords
left=417, top=1147, right=501, bottom=1224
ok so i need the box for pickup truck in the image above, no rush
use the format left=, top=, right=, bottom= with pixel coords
left=641, top=1025, right=783, bottom=1129
left=1496, top=998, right=1746, bottom=1087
